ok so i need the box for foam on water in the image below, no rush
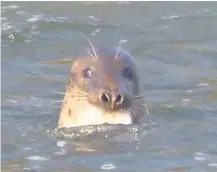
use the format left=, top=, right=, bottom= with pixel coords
left=197, top=83, right=209, bottom=87
left=194, top=156, right=206, bottom=161
left=1, top=17, right=8, bottom=21
left=186, top=90, right=193, bottom=93
left=24, top=165, right=43, bottom=170
left=195, top=9, right=210, bottom=13
left=24, top=39, right=31, bottom=43
left=16, top=11, right=27, bottom=15
left=88, top=15, right=100, bottom=21
left=117, top=1, right=130, bottom=5
left=161, top=15, right=180, bottom=20
left=56, top=141, right=67, bottom=148
left=54, top=123, right=143, bottom=140
left=8, top=33, right=15, bottom=40
left=90, top=28, right=101, bottom=36
left=101, top=163, right=116, bottom=170
left=25, top=156, right=49, bottom=161
left=120, top=39, right=128, bottom=43
left=26, top=14, right=44, bottom=23
left=2, top=5, right=19, bottom=10
left=56, top=17, right=68, bottom=20
left=6, top=99, right=19, bottom=104
left=208, top=163, right=217, bottom=168
left=182, top=98, right=192, bottom=106
left=2, top=22, right=15, bottom=31
left=193, top=152, right=217, bottom=167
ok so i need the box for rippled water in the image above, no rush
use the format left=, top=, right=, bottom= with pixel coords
left=1, top=2, right=217, bottom=172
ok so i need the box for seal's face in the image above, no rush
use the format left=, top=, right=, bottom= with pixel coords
left=58, top=46, right=145, bottom=128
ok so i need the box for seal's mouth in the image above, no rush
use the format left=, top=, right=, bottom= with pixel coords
left=61, top=103, right=132, bottom=128
left=78, top=103, right=132, bottom=126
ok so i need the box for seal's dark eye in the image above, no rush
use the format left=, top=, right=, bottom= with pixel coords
left=82, top=68, right=94, bottom=78
left=123, top=66, right=132, bottom=80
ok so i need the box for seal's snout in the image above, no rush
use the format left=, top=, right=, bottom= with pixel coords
left=99, top=91, right=124, bottom=111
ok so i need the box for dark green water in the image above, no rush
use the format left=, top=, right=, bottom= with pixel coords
left=1, top=2, right=217, bottom=172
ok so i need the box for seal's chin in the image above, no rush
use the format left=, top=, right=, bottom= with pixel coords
left=61, top=103, right=132, bottom=128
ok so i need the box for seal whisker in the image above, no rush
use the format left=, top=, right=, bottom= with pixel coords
left=68, top=92, right=89, bottom=97
left=140, top=103, right=155, bottom=133
left=133, top=94, right=145, bottom=99
left=117, top=50, right=125, bottom=60
left=132, top=97, right=145, bottom=103
left=131, top=104, right=146, bottom=114
left=133, top=96, right=146, bottom=103
left=67, top=86, right=89, bottom=95
left=114, top=37, right=123, bottom=60
left=133, top=93, right=143, bottom=96
left=66, top=94, right=88, bottom=98
left=133, top=101, right=153, bottom=126
left=134, top=96, right=144, bottom=99
left=67, top=90, right=88, bottom=95
left=117, top=46, right=126, bottom=60
left=85, top=36, right=99, bottom=60
left=131, top=109, right=144, bottom=120
left=129, top=107, right=137, bottom=117
left=52, top=91, right=66, bottom=95
left=133, top=100, right=146, bottom=105
left=73, top=98, right=88, bottom=102
left=133, top=96, right=145, bottom=100
left=66, top=90, right=89, bottom=97
left=50, top=106, right=61, bottom=109
left=132, top=102, right=145, bottom=108
left=72, top=96, right=88, bottom=99
left=134, top=100, right=149, bottom=116
left=66, top=93, right=88, bottom=98
left=66, top=90, right=89, bottom=99
left=85, top=48, right=97, bottom=61
left=53, top=100, right=65, bottom=104
left=131, top=102, right=153, bottom=130
left=55, top=100, right=65, bottom=103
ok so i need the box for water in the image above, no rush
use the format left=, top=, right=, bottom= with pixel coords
left=1, top=2, right=217, bottom=172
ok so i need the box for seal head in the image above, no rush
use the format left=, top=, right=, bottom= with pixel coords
left=58, top=46, right=146, bottom=128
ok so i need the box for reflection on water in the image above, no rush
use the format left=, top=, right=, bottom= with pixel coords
left=1, top=1, right=217, bottom=172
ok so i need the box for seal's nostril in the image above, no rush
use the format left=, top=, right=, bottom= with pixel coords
left=100, top=91, right=124, bottom=109
left=101, top=93, right=109, bottom=104
left=116, top=94, right=123, bottom=104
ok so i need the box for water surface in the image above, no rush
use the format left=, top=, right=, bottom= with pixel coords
left=1, top=2, right=217, bottom=172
